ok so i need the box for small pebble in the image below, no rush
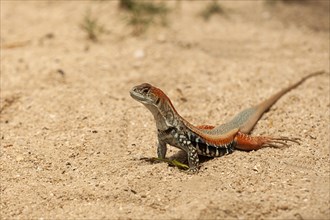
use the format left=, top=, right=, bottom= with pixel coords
left=134, top=49, right=145, bottom=59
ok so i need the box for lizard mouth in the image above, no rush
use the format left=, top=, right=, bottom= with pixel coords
left=130, top=83, right=154, bottom=104
left=130, top=89, right=149, bottom=103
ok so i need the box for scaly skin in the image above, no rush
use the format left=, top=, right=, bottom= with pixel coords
left=130, top=71, right=325, bottom=173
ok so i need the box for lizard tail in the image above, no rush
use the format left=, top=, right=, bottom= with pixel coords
left=257, top=70, right=325, bottom=112
left=239, top=70, right=326, bottom=134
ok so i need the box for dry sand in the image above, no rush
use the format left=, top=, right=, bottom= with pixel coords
left=1, top=1, right=329, bottom=219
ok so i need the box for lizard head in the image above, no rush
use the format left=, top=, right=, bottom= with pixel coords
left=130, top=83, right=179, bottom=129
left=130, top=83, right=160, bottom=105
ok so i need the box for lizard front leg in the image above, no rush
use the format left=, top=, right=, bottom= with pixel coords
left=157, top=139, right=167, bottom=159
left=154, top=139, right=190, bottom=170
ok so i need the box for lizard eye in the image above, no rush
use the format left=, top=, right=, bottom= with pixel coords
left=141, top=87, right=150, bottom=94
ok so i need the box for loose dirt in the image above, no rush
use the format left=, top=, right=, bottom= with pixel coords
left=1, top=1, right=329, bottom=219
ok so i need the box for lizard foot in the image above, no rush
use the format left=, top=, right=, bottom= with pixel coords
left=262, top=137, right=301, bottom=148
left=185, top=167, right=199, bottom=174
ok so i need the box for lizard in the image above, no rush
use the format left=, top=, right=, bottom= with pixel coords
left=129, top=71, right=325, bottom=173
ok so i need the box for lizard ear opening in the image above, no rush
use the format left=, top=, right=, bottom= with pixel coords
left=155, top=97, right=160, bottom=105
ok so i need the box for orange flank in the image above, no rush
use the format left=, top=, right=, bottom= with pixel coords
left=196, top=125, right=215, bottom=130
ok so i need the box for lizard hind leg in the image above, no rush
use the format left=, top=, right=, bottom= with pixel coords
left=235, top=132, right=300, bottom=151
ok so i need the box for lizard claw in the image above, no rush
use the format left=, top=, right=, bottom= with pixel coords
left=262, top=137, right=301, bottom=148
left=139, top=157, right=162, bottom=163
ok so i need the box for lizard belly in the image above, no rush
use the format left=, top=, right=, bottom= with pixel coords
left=189, top=133, right=236, bottom=157
left=194, top=141, right=235, bottom=157
left=159, top=127, right=236, bottom=157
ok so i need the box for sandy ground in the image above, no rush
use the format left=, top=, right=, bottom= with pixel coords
left=1, top=1, right=329, bottom=219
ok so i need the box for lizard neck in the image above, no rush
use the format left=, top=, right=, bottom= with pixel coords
left=144, top=91, right=185, bottom=132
